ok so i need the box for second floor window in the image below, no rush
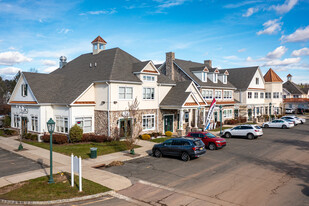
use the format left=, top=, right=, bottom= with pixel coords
left=21, top=84, right=28, bottom=97
left=202, top=89, right=213, bottom=99
left=202, top=72, right=207, bottom=82
left=273, top=92, right=279, bottom=98
left=143, top=75, right=155, bottom=81
left=254, top=92, right=258, bottom=99
left=265, top=92, right=271, bottom=99
left=256, top=78, right=259, bottom=85
left=223, top=90, right=232, bottom=99
left=143, top=88, right=155, bottom=100
left=215, top=90, right=222, bottom=99
left=260, top=92, right=264, bottom=98
left=119, top=87, right=133, bottom=100
left=248, top=92, right=252, bottom=99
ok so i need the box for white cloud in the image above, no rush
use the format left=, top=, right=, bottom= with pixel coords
left=155, top=0, right=187, bottom=8
left=262, top=57, right=300, bottom=66
left=281, top=26, right=309, bottom=42
left=266, top=46, right=287, bottom=59
left=292, top=48, right=309, bottom=57
left=242, top=7, right=259, bottom=17
left=80, top=9, right=117, bottom=15
left=224, top=1, right=262, bottom=9
left=43, top=66, right=58, bottom=73
left=0, top=51, right=32, bottom=66
left=223, top=55, right=239, bottom=60
left=0, top=67, right=21, bottom=76
left=58, top=28, right=71, bottom=34
left=257, top=18, right=282, bottom=35
left=41, top=59, right=57, bottom=66
left=238, top=48, right=246, bottom=53
left=271, top=0, right=298, bottom=14
left=246, top=56, right=254, bottom=62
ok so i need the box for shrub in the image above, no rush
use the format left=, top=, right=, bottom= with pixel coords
left=24, top=133, right=32, bottom=140
left=141, top=134, right=151, bottom=140
left=81, top=133, right=112, bottom=143
left=42, top=134, right=68, bottom=144
left=4, top=129, right=15, bottom=136
left=31, top=134, right=38, bottom=141
left=69, top=124, right=83, bottom=143
left=165, top=131, right=172, bottom=137
left=3, top=116, right=11, bottom=128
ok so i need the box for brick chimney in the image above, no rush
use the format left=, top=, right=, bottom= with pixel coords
left=204, top=60, right=212, bottom=68
left=166, top=52, right=175, bottom=81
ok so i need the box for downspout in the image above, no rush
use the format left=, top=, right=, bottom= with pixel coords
left=106, top=82, right=111, bottom=137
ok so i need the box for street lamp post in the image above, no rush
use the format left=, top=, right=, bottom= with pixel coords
left=16, top=106, right=28, bottom=150
left=47, top=118, right=55, bottom=184
left=269, top=103, right=272, bottom=121
left=219, top=105, right=223, bottom=135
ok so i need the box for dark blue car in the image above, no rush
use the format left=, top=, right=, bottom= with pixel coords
left=152, top=138, right=206, bottom=161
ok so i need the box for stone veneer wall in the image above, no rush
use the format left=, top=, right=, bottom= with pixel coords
left=158, top=109, right=179, bottom=134
left=95, top=110, right=108, bottom=136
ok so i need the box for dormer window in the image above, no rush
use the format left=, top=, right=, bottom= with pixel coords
left=21, top=84, right=28, bottom=97
left=223, top=75, right=227, bottom=84
left=213, top=73, right=218, bottom=83
left=202, top=72, right=207, bottom=82
left=143, top=75, right=155, bottom=81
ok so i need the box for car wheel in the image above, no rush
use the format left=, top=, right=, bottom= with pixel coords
left=247, top=133, right=254, bottom=140
left=282, top=125, right=287, bottom=129
left=154, top=149, right=162, bottom=158
left=208, top=143, right=217, bottom=150
left=264, top=124, right=269, bottom=128
left=301, top=121, right=304, bottom=124
left=225, top=132, right=231, bottom=138
left=181, top=152, right=190, bottom=162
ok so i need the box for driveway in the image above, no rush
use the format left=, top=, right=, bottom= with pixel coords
left=102, top=123, right=309, bottom=206
left=0, top=148, right=44, bottom=178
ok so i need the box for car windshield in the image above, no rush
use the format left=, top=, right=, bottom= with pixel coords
left=205, top=133, right=216, bottom=138
left=193, top=140, right=203, bottom=146
left=254, top=126, right=261, bottom=129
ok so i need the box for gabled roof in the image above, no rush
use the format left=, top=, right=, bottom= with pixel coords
left=301, top=87, right=309, bottom=94
left=264, top=68, right=283, bottom=82
left=160, top=81, right=192, bottom=107
left=225, top=66, right=259, bottom=90
left=23, top=47, right=174, bottom=104
left=132, top=61, right=151, bottom=73
left=91, top=36, right=107, bottom=44
left=283, top=81, right=305, bottom=95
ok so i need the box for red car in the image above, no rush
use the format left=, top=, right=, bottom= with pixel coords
left=186, top=131, right=227, bottom=150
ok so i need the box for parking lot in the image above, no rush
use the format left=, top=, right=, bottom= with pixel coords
left=102, top=122, right=309, bottom=206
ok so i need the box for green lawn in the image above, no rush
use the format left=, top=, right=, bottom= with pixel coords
left=0, top=173, right=110, bottom=201
left=210, top=127, right=232, bottom=132
left=23, top=140, right=140, bottom=159
left=149, top=137, right=172, bottom=143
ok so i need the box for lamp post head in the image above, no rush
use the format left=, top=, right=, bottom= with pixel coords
left=47, top=118, right=55, bottom=133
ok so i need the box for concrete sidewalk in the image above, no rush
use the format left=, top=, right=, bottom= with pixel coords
left=0, top=136, right=156, bottom=191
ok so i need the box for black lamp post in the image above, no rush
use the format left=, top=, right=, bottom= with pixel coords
left=47, top=118, right=55, bottom=184
left=219, top=105, right=223, bottom=135
left=269, top=103, right=272, bottom=121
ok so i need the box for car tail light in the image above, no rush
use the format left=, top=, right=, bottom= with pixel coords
left=254, top=130, right=259, bottom=132
left=192, top=147, right=196, bottom=151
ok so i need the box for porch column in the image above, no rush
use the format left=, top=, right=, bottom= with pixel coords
left=194, top=109, right=198, bottom=128
left=203, top=108, right=206, bottom=125
left=179, top=109, right=184, bottom=130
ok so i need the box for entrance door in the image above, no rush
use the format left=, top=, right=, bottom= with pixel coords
left=164, top=115, right=173, bottom=132
left=248, top=109, right=252, bottom=121
left=21, top=117, right=28, bottom=137
left=119, top=119, right=132, bottom=138
left=214, top=112, right=218, bottom=122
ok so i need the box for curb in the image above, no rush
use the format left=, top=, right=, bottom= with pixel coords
left=0, top=190, right=113, bottom=205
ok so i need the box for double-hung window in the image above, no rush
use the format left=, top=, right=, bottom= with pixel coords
left=76, top=117, right=92, bottom=133
left=213, top=74, right=218, bottom=83
left=143, top=88, right=155, bottom=100
left=254, top=92, right=258, bottom=99
left=215, top=90, right=222, bottom=99
left=56, top=116, right=69, bottom=133
left=260, top=92, right=264, bottom=99
left=265, top=92, right=271, bottom=99
left=248, top=92, right=252, bottom=99
left=119, top=87, right=133, bottom=100
left=31, top=116, right=38, bottom=131
left=202, top=89, right=213, bottom=99
left=273, top=92, right=279, bottom=98
left=223, top=75, right=227, bottom=84
left=256, top=78, right=259, bottom=85
left=223, top=109, right=232, bottom=118
left=223, top=90, right=232, bottom=99
left=14, top=115, right=20, bottom=128
left=142, top=114, right=155, bottom=130
left=202, top=72, right=207, bottom=82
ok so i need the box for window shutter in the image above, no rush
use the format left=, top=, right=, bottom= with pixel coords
left=25, top=84, right=28, bottom=96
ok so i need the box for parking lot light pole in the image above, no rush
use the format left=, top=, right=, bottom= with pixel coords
left=47, top=118, right=55, bottom=184
left=219, top=105, right=223, bottom=135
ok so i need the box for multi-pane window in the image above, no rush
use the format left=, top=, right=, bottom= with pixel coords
left=260, top=92, right=264, bottom=99
left=119, top=87, right=133, bottom=100
left=202, top=72, right=207, bottom=82
left=21, top=84, right=28, bottom=97
left=293, top=95, right=299, bottom=98
left=265, top=92, right=271, bottom=99
left=254, top=92, right=258, bottom=99
left=143, top=88, right=155, bottom=100
left=142, top=114, right=155, bottom=130
left=14, top=115, right=20, bottom=128
left=248, top=92, right=252, bottom=99
left=213, top=74, right=218, bottom=83
left=223, top=90, right=232, bottom=99
left=143, top=75, right=155, bottom=81
left=273, top=92, right=279, bottom=98
left=223, top=75, right=227, bottom=84
left=31, top=116, right=38, bottom=132
left=56, top=116, right=69, bottom=133
left=256, top=78, right=259, bottom=85
left=215, top=90, right=222, bottom=99
left=76, top=117, right=92, bottom=133
left=202, top=89, right=213, bottom=99
left=223, top=109, right=232, bottom=118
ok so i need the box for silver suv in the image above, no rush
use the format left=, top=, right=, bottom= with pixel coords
left=222, top=125, right=263, bottom=140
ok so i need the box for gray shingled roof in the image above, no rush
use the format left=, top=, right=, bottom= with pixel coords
left=173, top=59, right=236, bottom=89
left=132, top=61, right=151, bottom=73
left=225, top=66, right=259, bottom=90
left=24, top=47, right=174, bottom=104
left=160, top=81, right=192, bottom=107
left=283, top=81, right=305, bottom=95
left=301, top=87, right=309, bottom=94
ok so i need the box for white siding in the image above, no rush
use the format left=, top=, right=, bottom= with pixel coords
left=10, top=75, right=37, bottom=102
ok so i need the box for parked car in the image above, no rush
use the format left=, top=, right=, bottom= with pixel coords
left=285, top=108, right=294, bottom=114
left=152, top=138, right=206, bottom=161
left=281, top=116, right=301, bottom=125
left=263, top=119, right=294, bottom=129
left=295, top=116, right=306, bottom=124
left=186, top=131, right=226, bottom=150
left=222, top=125, right=263, bottom=140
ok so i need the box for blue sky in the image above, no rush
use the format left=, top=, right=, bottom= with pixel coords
left=0, top=0, right=309, bottom=83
